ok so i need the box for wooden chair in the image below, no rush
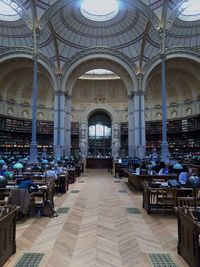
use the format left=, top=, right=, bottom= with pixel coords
left=33, top=181, right=55, bottom=216
left=8, top=188, right=35, bottom=217
left=0, top=188, right=9, bottom=206
left=177, top=196, right=195, bottom=208
left=157, top=188, right=177, bottom=213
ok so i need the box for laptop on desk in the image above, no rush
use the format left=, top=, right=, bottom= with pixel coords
left=168, top=179, right=181, bottom=187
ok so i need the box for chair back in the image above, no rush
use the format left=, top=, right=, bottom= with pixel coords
left=177, top=196, right=195, bottom=207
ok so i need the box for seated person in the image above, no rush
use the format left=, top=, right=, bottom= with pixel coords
left=31, top=163, right=41, bottom=172
left=44, top=166, right=57, bottom=181
left=178, top=171, right=188, bottom=185
left=18, top=178, right=38, bottom=192
left=158, top=162, right=170, bottom=175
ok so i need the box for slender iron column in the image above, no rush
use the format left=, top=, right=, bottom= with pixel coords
left=29, top=27, right=39, bottom=164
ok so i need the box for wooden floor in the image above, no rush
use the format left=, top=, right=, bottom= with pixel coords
left=4, top=169, right=189, bottom=267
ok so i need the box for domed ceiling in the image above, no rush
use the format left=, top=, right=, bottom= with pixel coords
left=0, top=0, right=199, bottom=73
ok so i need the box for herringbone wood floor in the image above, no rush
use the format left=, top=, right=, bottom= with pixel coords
left=4, top=169, right=189, bottom=267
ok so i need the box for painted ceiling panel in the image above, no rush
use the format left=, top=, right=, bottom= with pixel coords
left=0, top=0, right=199, bottom=75
left=167, top=18, right=200, bottom=48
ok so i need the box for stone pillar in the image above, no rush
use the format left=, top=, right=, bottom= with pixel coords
left=54, top=72, right=67, bottom=158
left=128, top=94, right=135, bottom=158
left=134, top=89, right=146, bottom=159
left=112, top=123, right=120, bottom=160
left=64, top=94, right=71, bottom=157
left=29, top=27, right=39, bottom=164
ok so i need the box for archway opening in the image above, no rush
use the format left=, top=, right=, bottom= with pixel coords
left=88, top=111, right=112, bottom=158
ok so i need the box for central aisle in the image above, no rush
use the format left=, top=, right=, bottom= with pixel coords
left=5, top=169, right=189, bottom=267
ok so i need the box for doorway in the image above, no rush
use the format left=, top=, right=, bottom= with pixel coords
left=88, top=112, right=112, bottom=158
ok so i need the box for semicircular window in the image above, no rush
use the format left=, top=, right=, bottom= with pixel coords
left=88, top=112, right=112, bottom=157
left=81, top=0, right=119, bottom=21
left=179, top=0, right=200, bottom=21
left=0, top=0, right=21, bottom=21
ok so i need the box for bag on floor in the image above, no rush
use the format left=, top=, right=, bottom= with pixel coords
left=42, top=200, right=58, bottom=218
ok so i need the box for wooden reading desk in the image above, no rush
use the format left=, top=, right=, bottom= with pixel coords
left=128, top=172, right=177, bottom=191
left=143, top=181, right=195, bottom=214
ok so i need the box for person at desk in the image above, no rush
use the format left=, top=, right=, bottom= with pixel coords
left=178, top=166, right=193, bottom=185
left=158, top=162, right=170, bottom=175
left=18, top=179, right=38, bottom=192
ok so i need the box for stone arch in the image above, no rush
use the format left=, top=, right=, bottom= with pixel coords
left=0, top=50, right=57, bottom=120
left=61, top=47, right=138, bottom=96
left=80, top=103, right=119, bottom=124
left=142, top=49, right=200, bottom=92
left=79, top=104, right=120, bottom=159
left=0, top=48, right=57, bottom=88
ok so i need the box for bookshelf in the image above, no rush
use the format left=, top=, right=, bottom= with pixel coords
left=120, top=122, right=128, bottom=156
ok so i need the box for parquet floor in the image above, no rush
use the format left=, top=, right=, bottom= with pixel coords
left=4, top=169, right=189, bottom=267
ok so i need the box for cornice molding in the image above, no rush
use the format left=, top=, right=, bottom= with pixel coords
left=143, top=47, right=200, bottom=73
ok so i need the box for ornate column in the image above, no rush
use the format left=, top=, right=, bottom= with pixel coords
left=133, top=73, right=146, bottom=159
left=29, top=27, right=39, bottom=164
left=160, top=29, right=170, bottom=162
left=128, top=94, right=135, bottom=158
left=112, top=122, right=120, bottom=160
left=64, top=94, right=71, bottom=157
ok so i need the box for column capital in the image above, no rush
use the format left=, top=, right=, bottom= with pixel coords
left=132, top=90, right=145, bottom=96
left=160, top=53, right=166, bottom=60
left=54, top=90, right=66, bottom=96
left=56, top=72, right=63, bottom=79
left=136, top=72, right=144, bottom=80
left=128, top=94, right=134, bottom=100
left=32, top=53, right=38, bottom=60
left=65, top=92, right=72, bottom=100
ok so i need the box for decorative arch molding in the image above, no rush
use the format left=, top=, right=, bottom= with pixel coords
left=143, top=47, right=200, bottom=91
left=80, top=104, right=119, bottom=125
left=66, top=58, right=133, bottom=96
left=61, top=47, right=138, bottom=95
left=62, top=47, right=138, bottom=75
left=0, top=47, right=57, bottom=87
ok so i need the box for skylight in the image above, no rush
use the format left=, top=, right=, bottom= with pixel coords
left=0, top=0, right=21, bottom=21
left=179, top=0, right=200, bottom=21
left=80, top=0, right=119, bottom=21
left=86, top=69, right=114, bottom=75
left=79, top=69, right=120, bottom=80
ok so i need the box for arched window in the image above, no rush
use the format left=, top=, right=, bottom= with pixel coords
left=88, top=112, right=111, bottom=157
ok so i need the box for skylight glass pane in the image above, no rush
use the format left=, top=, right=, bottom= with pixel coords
left=179, top=0, right=200, bottom=21
left=86, top=69, right=114, bottom=75
left=0, top=1, right=21, bottom=21
left=81, top=0, right=119, bottom=21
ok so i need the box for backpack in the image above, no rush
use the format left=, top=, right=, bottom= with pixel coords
left=42, top=200, right=58, bottom=218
